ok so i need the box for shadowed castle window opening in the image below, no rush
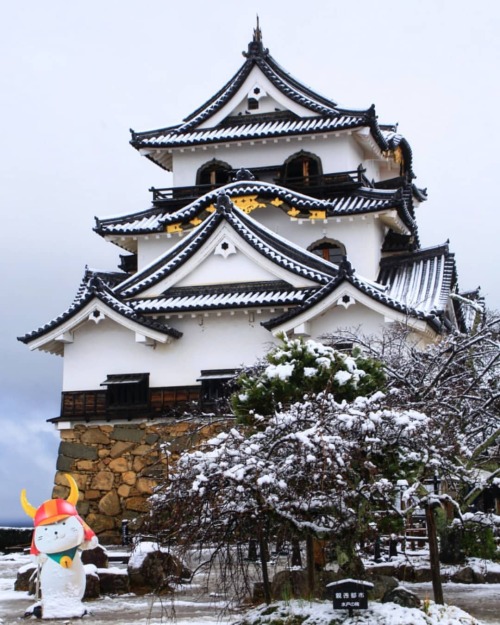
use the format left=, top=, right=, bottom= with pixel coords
left=197, top=369, right=239, bottom=409
left=309, top=239, right=346, bottom=264
left=100, top=373, right=149, bottom=409
left=283, top=151, right=322, bottom=186
left=197, top=160, right=232, bottom=187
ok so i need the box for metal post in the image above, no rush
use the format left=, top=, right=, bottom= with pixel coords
left=121, top=519, right=129, bottom=546
left=247, top=538, right=258, bottom=561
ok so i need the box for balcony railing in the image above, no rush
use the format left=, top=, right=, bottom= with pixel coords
left=150, top=168, right=368, bottom=204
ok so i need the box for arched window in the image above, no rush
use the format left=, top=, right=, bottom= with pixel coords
left=309, top=238, right=346, bottom=265
left=197, top=159, right=232, bottom=187
left=283, top=151, right=322, bottom=185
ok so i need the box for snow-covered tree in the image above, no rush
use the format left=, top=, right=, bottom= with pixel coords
left=325, top=313, right=500, bottom=506
left=149, top=381, right=464, bottom=599
left=147, top=320, right=499, bottom=602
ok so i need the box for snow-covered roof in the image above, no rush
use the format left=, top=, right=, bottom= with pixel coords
left=262, top=250, right=457, bottom=334
left=451, top=287, right=485, bottom=333
left=378, top=245, right=457, bottom=316
left=132, top=114, right=370, bottom=150
left=114, top=194, right=338, bottom=298
left=129, top=29, right=409, bottom=174
left=133, top=282, right=314, bottom=314
left=21, top=196, right=462, bottom=351
left=18, top=270, right=182, bottom=354
left=95, top=179, right=414, bottom=240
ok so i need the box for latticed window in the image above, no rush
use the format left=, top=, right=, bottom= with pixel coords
left=197, top=369, right=238, bottom=409
left=100, top=373, right=149, bottom=409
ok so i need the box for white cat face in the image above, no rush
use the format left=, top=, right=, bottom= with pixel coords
left=34, top=516, right=84, bottom=554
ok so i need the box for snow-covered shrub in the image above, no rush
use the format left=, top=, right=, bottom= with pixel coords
left=231, top=334, right=385, bottom=423
left=440, top=522, right=497, bottom=563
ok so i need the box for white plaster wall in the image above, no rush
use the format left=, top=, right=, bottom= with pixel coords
left=137, top=235, right=174, bottom=269
left=61, top=314, right=279, bottom=391
left=362, top=159, right=382, bottom=181
left=175, top=247, right=283, bottom=288
left=306, top=302, right=391, bottom=338
left=61, top=302, right=404, bottom=392
left=135, top=206, right=385, bottom=282
left=199, top=65, right=315, bottom=128
left=247, top=211, right=385, bottom=280
left=172, top=134, right=366, bottom=187
left=137, top=224, right=317, bottom=296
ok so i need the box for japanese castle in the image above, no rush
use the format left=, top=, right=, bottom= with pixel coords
left=19, top=26, right=476, bottom=535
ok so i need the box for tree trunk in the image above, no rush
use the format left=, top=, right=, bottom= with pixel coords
left=259, top=533, right=272, bottom=604
left=426, top=503, right=444, bottom=605
left=291, top=538, right=302, bottom=567
left=306, top=535, right=315, bottom=596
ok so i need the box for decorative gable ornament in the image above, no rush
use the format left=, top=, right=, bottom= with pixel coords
left=214, top=239, right=237, bottom=259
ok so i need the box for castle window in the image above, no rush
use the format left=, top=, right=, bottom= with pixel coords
left=101, top=373, right=149, bottom=409
left=197, top=160, right=232, bottom=186
left=248, top=97, right=259, bottom=110
left=309, top=239, right=346, bottom=265
left=197, top=369, right=238, bottom=410
left=283, top=151, right=322, bottom=185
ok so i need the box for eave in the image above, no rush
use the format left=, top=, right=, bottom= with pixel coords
left=264, top=278, right=438, bottom=340
left=21, top=298, right=180, bottom=356
left=95, top=180, right=411, bottom=239
left=114, top=197, right=337, bottom=299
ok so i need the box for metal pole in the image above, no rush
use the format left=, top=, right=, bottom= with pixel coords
left=36, top=560, right=41, bottom=601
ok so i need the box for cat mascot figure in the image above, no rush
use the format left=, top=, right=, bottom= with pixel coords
left=21, top=473, right=98, bottom=619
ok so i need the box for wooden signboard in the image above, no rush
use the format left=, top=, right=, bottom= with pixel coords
left=327, top=578, right=374, bottom=616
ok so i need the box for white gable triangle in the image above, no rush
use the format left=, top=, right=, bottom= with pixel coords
left=135, top=223, right=319, bottom=297
left=270, top=282, right=431, bottom=338
left=198, top=66, right=317, bottom=129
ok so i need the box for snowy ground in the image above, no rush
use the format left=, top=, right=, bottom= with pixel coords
left=1, top=549, right=499, bottom=624
left=234, top=600, right=485, bottom=625
left=0, top=551, right=236, bottom=624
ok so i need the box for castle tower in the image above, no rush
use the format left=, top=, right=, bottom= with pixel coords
left=19, top=27, right=474, bottom=541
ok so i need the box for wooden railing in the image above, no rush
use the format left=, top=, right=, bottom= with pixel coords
left=150, top=183, right=219, bottom=202
left=149, top=168, right=367, bottom=203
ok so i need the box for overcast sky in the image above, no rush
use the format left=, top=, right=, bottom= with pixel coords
left=1, top=1, right=499, bottom=524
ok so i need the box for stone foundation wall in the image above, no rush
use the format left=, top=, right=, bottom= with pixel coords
left=53, top=420, right=227, bottom=543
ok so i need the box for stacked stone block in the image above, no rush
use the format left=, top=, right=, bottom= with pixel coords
left=53, top=420, right=225, bottom=543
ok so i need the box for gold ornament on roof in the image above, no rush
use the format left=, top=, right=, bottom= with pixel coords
left=393, top=146, right=404, bottom=165
left=231, top=195, right=266, bottom=214
left=166, top=223, right=182, bottom=234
